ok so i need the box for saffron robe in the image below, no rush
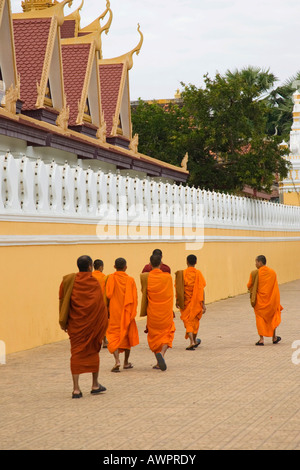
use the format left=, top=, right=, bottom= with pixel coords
left=92, top=270, right=108, bottom=306
left=144, top=268, right=175, bottom=354
left=105, top=271, right=139, bottom=354
left=176, top=267, right=206, bottom=338
left=59, top=272, right=108, bottom=375
left=247, top=266, right=283, bottom=337
left=92, top=271, right=106, bottom=293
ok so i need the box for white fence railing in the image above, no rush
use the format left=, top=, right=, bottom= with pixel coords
left=1, top=152, right=300, bottom=231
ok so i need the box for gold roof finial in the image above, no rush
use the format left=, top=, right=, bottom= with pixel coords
left=124, top=23, right=143, bottom=70
left=80, top=0, right=112, bottom=34
left=22, top=0, right=57, bottom=12
left=64, top=0, right=84, bottom=20
left=99, top=23, right=143, bottom=70
left=117, top=23, right=144, bottom=70
left=79, top=1, right=112, bottom=59
left=15, top=0, right=73, bottom=25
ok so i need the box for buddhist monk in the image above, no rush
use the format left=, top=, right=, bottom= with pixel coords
left=92, top=259, right=106, bottom=293
left=175, top=254, right=206, bottom=350
left=59, top=255, right=108, bottom=398
left=142, top=249, right=171, bottom=273
left=140, top=254, right=175, bottom=371
left=105, top=258, right=139, bottom=372
left=247, top=255, right=283, bottom=346
left=92, top=259, right=108, bottom=348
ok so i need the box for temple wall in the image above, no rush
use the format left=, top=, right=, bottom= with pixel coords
left=1, top=151, right=300, bottom=354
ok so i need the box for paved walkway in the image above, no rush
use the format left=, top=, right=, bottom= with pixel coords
left=1, top=279, right=300, bottom=450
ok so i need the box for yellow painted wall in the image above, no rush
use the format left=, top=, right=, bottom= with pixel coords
left=1, top=221, right=300, bottom=354
left=283, top=191, right=300, bottom=206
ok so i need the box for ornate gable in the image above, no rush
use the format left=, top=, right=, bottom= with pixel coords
left=0, top=0, right=20, bottom=114
left=12, top=0, right=71, bottom=127
left=99, top=24, right=143, bottom=149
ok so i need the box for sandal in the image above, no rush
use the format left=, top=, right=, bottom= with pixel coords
left=90, top=384, right=106, bottom=394
left=123, top=363, right=133, bottom=369
left=155, top=352, right=167, bottom=371
left=273, top=336, right=281, bottom=344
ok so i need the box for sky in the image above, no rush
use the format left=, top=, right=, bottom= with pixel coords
left=10, top=0, right=300, bottom=101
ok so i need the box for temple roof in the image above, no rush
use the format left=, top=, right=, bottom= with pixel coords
left=0, top=0, right=189, bottom=182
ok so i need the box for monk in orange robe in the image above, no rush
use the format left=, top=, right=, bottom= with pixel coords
left=92, top=259, right=108, bottom=348
left=140, top=254, right=175, bottom=371
left=59, top=255, right=108, bottom=398
left=105, top=258, right=139, bottom=372
left=175, top=254, right=206, bottom=350
left=247, top=255, right=283, bottom=346
left=92, top=259, right=106, bottom=294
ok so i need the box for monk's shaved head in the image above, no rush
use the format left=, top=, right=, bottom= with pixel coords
left=93, top=259, right=103, bottom=270
left=115, top=257, right=127, bottom=271
left=187, top=254, right=197, bottom=266
left=150, top=254, right=162, bottom=268
left=256, top=255, right=266, bottom=266
left=77, top=255, right=93, bottom=272
left=152, top=249, right=162, bottom=257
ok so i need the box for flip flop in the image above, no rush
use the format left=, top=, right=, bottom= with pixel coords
left=155, top=352, right=167, bottom=371
left=72, top=391, right=83, bottom=399
left=111, top=365, right=120, bottom=372
left=123, top=363, right=133, bottom=369
left=255, top=341, right=264, bottom=346
left=186, top=345, right=195, bottom=350
left=90, top=384, right=106, bottom=394
left=194, top=339, right=201, bottom=348
left=273, top=336, right=281, bottom=344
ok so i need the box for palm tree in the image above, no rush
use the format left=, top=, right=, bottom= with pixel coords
left=266, top=71, right=300, bottom=139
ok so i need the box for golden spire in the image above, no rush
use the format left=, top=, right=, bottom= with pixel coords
left=22, top=0, right=58, bottom=12
left=15, top=0, right=73, bottom=25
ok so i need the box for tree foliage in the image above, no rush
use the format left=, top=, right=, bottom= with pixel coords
left=132, top=67, right=290, bottom=194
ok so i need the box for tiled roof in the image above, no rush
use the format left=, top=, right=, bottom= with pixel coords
left=13, top=17, right=52, bottom=110
left=99, top=63, right=124, bottom=136
left=61, top=43, right=91, bottom=126
left=60, top=19, right=76, bottom=39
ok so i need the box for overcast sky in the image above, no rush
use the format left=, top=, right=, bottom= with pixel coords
left=10, top=0, right=300, bottom=101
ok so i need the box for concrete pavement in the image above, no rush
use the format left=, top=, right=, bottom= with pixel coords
left=1, top=279, right=300, bottom=450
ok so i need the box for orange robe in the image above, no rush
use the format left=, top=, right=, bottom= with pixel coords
left=105, top=271, right=139, bottom=354
left=247, top=265, right=283, bottom=337
left=59, top=272, right=108, bottom=375
left=92, top=271, right=106, bottom=294
left=180, top=267, right=206, bottom=338
left=146, top=268, right=175, bottom=354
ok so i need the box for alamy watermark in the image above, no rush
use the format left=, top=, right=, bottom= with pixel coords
left=291, top=340, right=300, bottom=365
left=96, top=201, right=205, bottom=251
left=0, top=340, right=6, bottom=365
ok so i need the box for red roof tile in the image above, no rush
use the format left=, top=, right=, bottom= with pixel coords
left=61, top=43, right=92, bottom=126
left=99, top=63, right=124, bottom=136
left=13, top=18, right=52, bottom=110
left=60, top=19, right=76, bottom=39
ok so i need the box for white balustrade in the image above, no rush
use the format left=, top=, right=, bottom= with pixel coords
left=61, top=161, right=76, bottom=216
left=0, top=151, right=300, bottom=231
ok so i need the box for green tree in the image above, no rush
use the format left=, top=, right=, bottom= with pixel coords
left=181, top=67, right=289, bottom=192
left=131, top=99, right=189, bottom=166
left=132, top=67, right=290, bottom=194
